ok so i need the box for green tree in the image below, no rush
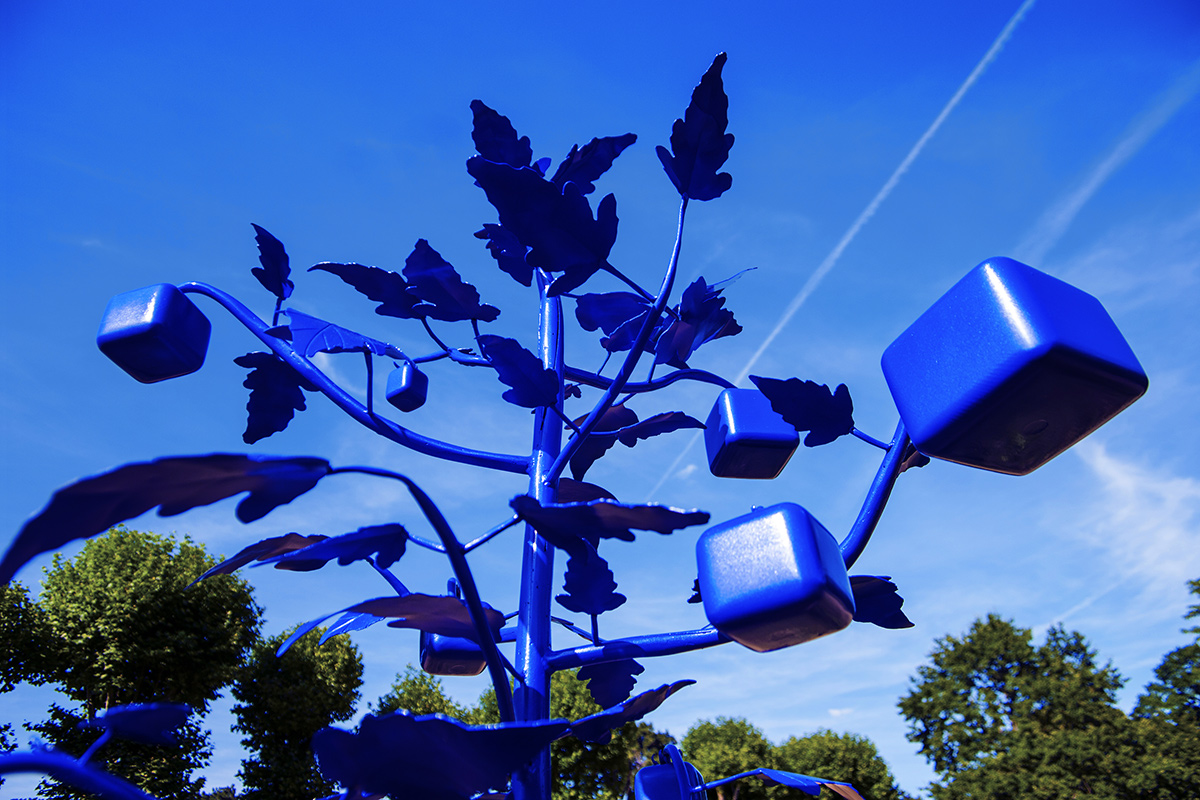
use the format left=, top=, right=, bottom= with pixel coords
left=232, top=626, right=363, bottom=800
left=31, top=526, right=262, bottom=800
left=776, top=730, right=911, bottom=800
left=1, top=582, right=49, bottom=785
left=376, top=665, right=469, bottom=718
left=681, top=717, right=775, bottom=800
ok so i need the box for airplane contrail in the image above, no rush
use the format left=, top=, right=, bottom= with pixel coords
left=647, top=0, right=1038, bottom=500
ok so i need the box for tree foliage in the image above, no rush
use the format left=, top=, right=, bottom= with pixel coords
left=232, top=626, right=363, bottom=800
left=682, top=717, right=776, bottom=800
left=375, top=665, right=469, bottom=719
left=776, top=730, right=911, bottom=800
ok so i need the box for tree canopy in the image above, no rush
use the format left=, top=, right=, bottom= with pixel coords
left=776, top=730, right=912, bottom=800
left=682, top=717, right=776, bottom=800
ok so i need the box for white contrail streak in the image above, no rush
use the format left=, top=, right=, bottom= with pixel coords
left=646, top=0, right=1037, bottom=500
left=1018, top=57, right=1200, bottom=265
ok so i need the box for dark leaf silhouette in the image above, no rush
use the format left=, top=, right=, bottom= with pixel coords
left=251, top=224, right=293, bottom=301
left=577, top=659, right=644, bottom=708
left=614, top=411, right=705, bottom=447
left=234, top=351, right=314, bottom=444
left=688, top=578, right=702, bottom=604
left=550, top=133, right=637, bottom=195
left=320, top=612, right=386, bottom=643
left=466, top=157, right=618, bottom=296
left=556, top=478, right=616, bottom=503
left=478, top=334, right=560, bottom=408
left=654, top=276, right=743, bottom=367
left=191, top=532, right=329, bottom=583
left=474, top=224, right=532, bottom=287
left=403, top=239, right=500, bottom=322
left=568, top=404, right=639, bottom=480
left=574, top=292, right=650, bottom=337
left=260, top=523, right=409, bottom=571
left=284, top=309, right=404, bottom=358
left=2, top=454, right=331, bottom=583
left=750, top=376, right=855, bottom=447
left=849, top=575, right=913, bottom=629
left=511, top=495, right=709, bottom=549
left=311, top=711, right=569, bottom=800
left=656, top=53, right=734, bottom=201
left=309, top=262, right=419, bottom=319
left=470, top=100, right=532, bottom=168
left=569, top=680, right=694, bottom=744
left=83, top=703, right=192, bottom=746
left=556, top=547, right=626, bottom=615
left=706, top=768, right=865, bottom=800
left=901, top=444, right=931, bottom=473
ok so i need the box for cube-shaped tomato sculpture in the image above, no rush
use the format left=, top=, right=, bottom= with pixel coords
left=386, top=361, right=429, bottom=413
left=97, top=284, right=211, bottom=383
left=705, top=388, right=799, bottom=479
left=696, top=503, right=855, bottom=652
left=419, top=631, right=486, bottom=677
left=882, top=258, right=1147, bottom=475
left=633, top=761, right=705, bottom=800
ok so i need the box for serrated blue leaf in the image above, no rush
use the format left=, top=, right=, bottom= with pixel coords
left=83, top=704, right=192, bottom=746
left=614, top=411, right=705, bottom=447
left=654, top=276, right=743, bottom=367
left=568, top=405, right=639, bottom=480
left=657, top=53, right=734, bottom=201
left=311, top=711, right=569, bottom=800
left=556, top=547, right=626, bottom=616
left=850, top=575, right=914, bottom=629
left=191, top=532, right=329, bottom=584
left=474, top=224, right=533, bottom=287
left=251, top=224, right=293, bottom=300
left=574, top=292, right=649, bottom=335
left=749, top=376, right=855, bottom=447
left=284, top=309, right=405, bottom=358
left=2, top=454, right=331, bottom=583
left=403, top=239, right=500, bottom=322
left=555, top=478, right=617, bottom=503
left=568, top=680, right=694, bottom=744
left=510, top=495, right=709, bottom=550
left=577, top=659, right=644, bottom=709
left=478, top=334, right=560, bottom=408
left=234, top=351, right=314, bottom=444
left=261, top=523, right=408, bottom=571
left=550, top=133, right=637, bottom=195
left=470, top=100, right=533, bottom=168
left=309, top=262, right=419, bottom=319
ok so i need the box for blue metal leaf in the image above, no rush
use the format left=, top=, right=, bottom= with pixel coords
left=283, top=309, right=405, bottom=359
left=568, top=680, right=694, bottom=744
left=555, top=478, right=616, bottom=503
left=656, top=53, right=734, bottom=201
left=849, top=576, right=914, bottom=629
left=191, top=532, right=330, bottom=583
left=2, top=454, right=331, bottom=583
left=234, top=351, right=315, bottom=444
left=614, top=411, right=705, bottom=447
left=260, top=523, right=409, bottom=571
left=577, top=659, right=644, bottom=709
left=470, top=100, right=533, bottom=168
left=309, top=262, right=419, bottom=319
left=83, top=704, right=192, bottom=746
left=550, top=133, right=638, bottom=195
left=556, top=547, right=626, bottom=615
left=465, top=157, right=618, bottom=297
left=688, top=578, right=702, bottom=604
left=574, top=292, right=650, bottom=337
left=478, top=335, right=560, bottom=408
left=704, top=768, right=865, bottom=800
left=403, top=239, right=500, bottom=323
left=251, top=224, right=293, bottom=301
left=320, top=612, right=385, bottom=644
left=311, top=711, right=569, bottom=800
left=568, top=405, right=639, bottom=480
left=510, top=496, right=709, bottom=549
left=654, top=276, right=743, bottom=367
left=749, top=376, right=855, bottom=447
left=474, top=224, right=533, bottom=287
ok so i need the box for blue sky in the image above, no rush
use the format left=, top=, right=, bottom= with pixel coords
left=3, top=1, right=1199, bottom=796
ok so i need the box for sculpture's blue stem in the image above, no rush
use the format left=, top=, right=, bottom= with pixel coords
left=463, top=515, right=521, bottom=553
left=365, top=557, right=411, bottom=596
left=179, top=283, right=528, bottom=474
left=547, top=197, right=689, bottom=483
left=851, top=427, right=889, bottom=450
left=0, top=752, right=157, bottom=800
left=564, top=365, right=733, bottom=392
left=547, top=626, right=729, bottom=671
left=839, top=419, right=911, bottom=568
left=78, top=730, right=111, bottom=764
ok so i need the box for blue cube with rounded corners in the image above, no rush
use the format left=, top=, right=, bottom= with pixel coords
left=705, top=388, right=799, bottom=479
left=882, top=258, right=1148, bottom=475
left=696, top=502, right=854, bottom=652
left=386, top=361, right=429, bottom=412
left=419, top=631, right=486, bottom=677
left=97, top=284, right=211, bottom=383
left=634, top=761, right=705, bottom=800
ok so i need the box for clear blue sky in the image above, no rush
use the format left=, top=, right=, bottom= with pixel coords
left=3, top=1, right=1199, bottom=796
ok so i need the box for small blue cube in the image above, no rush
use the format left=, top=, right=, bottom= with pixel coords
left=633, top=761, right=705, bottom=800
left=419, top=631, right=486, bottom=677
left=705, top=388, right=799, bottom=479
left=97, top=284, right=211, bottom=383
left=881, top=258, right=1147, bottom=475
left=386, top=361, right=429, bottom=412
left=696, top=503, right=855, bottom=653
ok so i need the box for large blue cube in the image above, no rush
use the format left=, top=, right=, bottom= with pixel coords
left=705, top=388, right=799, bottom=479
left=882, top=258, right=1147, bottom=475
left=419, top=631, right=486, bottom=677
left=97, top=284, right=211, bottom=383
left=696, top=503, right=855, bottom=652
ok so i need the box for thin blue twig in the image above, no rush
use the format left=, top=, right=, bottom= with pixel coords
left=851, top=427, right=889, bottom=450
left=463, top=515, right=522, bottom=552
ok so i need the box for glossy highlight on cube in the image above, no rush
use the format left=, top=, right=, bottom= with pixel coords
left=97, top=284, right=211, bottom=383
left=882, top=257, right=1148, bottom=475
left=386, top=361, right=429, bottom=412
left=419, top=631, right=486, bottom=677
left=705, top=388, right=799, bottom=479
left=696, top=503, right=855, bottom=652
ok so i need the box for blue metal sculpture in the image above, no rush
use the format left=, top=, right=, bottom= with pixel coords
left=0, top=53, right=1147, bottom=800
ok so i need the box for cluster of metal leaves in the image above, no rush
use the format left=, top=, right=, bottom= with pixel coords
left=751, top=375, right=856, bottom=447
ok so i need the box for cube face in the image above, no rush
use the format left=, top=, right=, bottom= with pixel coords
left=419, top=631, right=486, bottom=676
left=97, top=284, right=211, bottom=383
left=882, top=258, right=1148, bottom=475
left=696, top=503, right=854, bottom=652
left=705, top=388, right=799, bottom=479
left=386, top=362, right=429, bottom=412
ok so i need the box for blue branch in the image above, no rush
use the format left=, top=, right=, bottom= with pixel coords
left=839, top=419, right=911, bottom=569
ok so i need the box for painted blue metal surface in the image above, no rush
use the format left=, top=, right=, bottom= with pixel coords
left=882, top=257, right=1148, bottom=475
left=704, top=388, right=799, bottom=478
left=386, top=360, right=429, bottom=412
left=420, top=631, right=487, bottom=676
left=97, top=284, right=211, bottom=383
